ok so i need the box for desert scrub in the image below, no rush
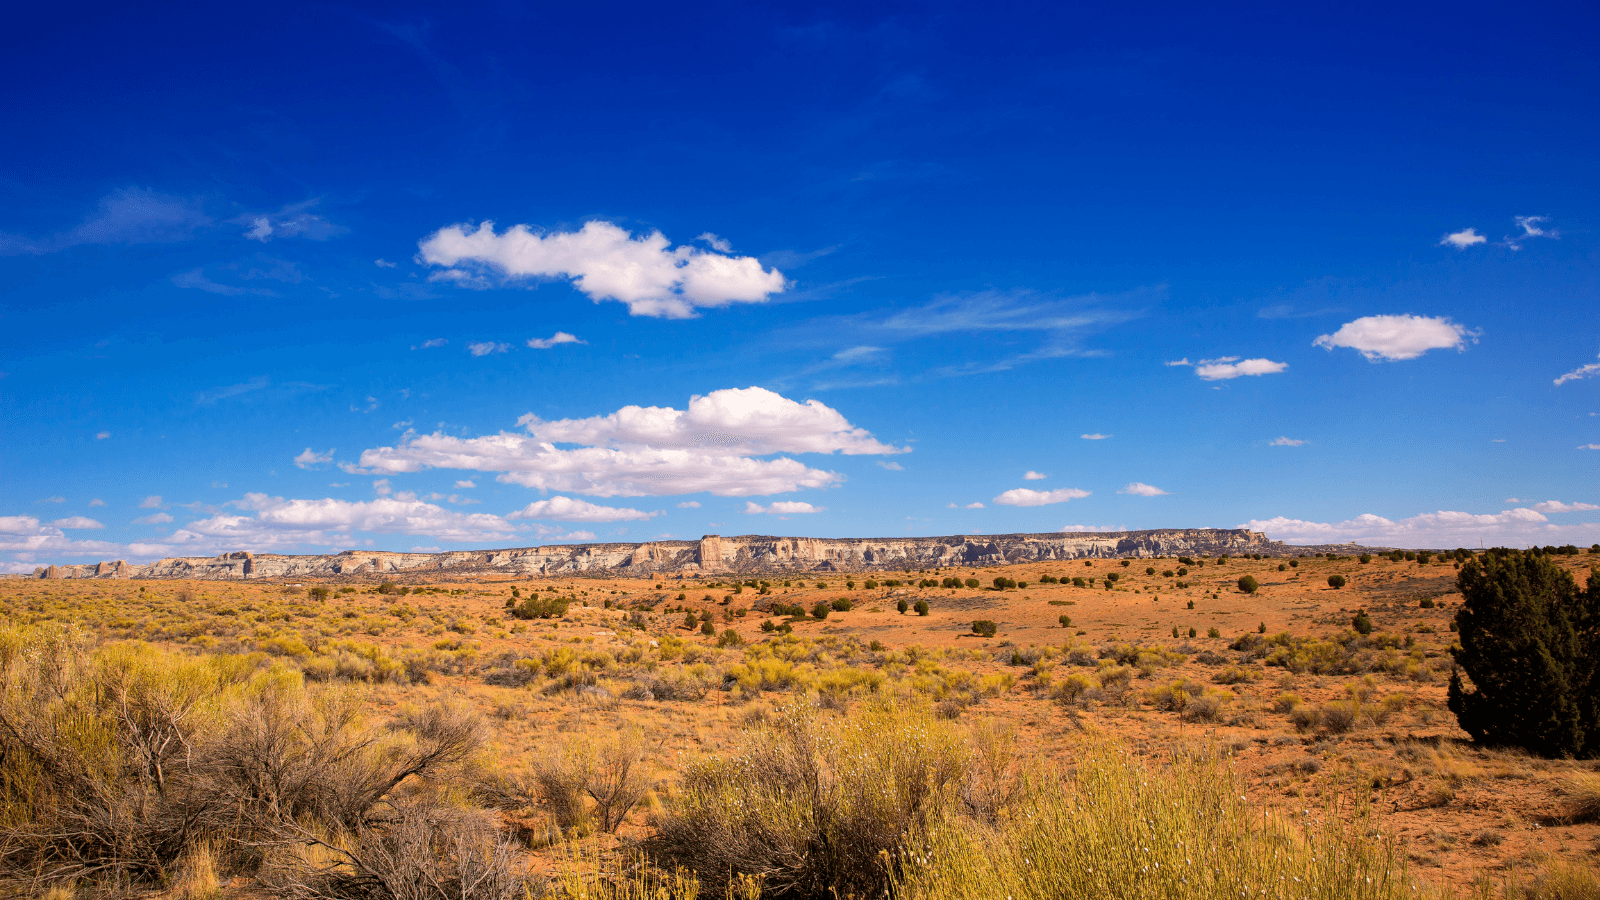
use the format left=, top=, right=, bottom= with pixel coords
left=646, top=699, right=969, bottom=899
left=893, top=747, right=1423, bottom=900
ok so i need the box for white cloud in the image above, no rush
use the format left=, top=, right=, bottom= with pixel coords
left=0, top=188, right=210, bottom=255
left=1506, top=498, right=1521, bottom=503
left=294, top=447, right=335, bottom=470
left=696, top=232, right=732, bottom=252
left=88, top=499, right=105, bottom=507
left=467, top=341, right=510, bottom=356
left=50, top=517, right=104, bottom=529
left=1531, top=500, right=1599, bottom=513
left=1554, top=354, right=1600, bottom=387
left=95, top=431, right=110, bottom=440
left=454, top=480, right=476, bottom=489
left=172, top=493, right=517, bottom=546
left=1164, top=358, right=1192, bottom=367
left=1505, top=215, right=1558, bottom=250
left=878, top=461, right=905, bottom=471
left=965, top=502, right=985, bottom=509
left=1023, top=471, right=1047, bottom=480
left=1270, top=437, right=1305, bottom=447
left=359, top=387, right=899, bottom=498
left=415, top=338, right=448, bottom=350
left=994, top=487, right=1091, bottom=507
left=1583, top=444, right=1600, bottom=451
left=1240, top=506, right=1592, bottom=547
left=139, top=495, right=164, bottom=509
left=1118, top=482, right=1168, bottom=496
left=418, top=220, right=786, bottom=319
left=237, top=200, right=345, bottom=242
left=1058, top=524, right=1123, bottom=532
left=508, top=496, right=657, bottom=522
left=1194, top=356, right=1288, bottom=380
left=1080, top=433, right=1111, bottom=441
left=677, top=501, right=701, bottom=508
left=527, top=331, right=585, bottom=350
left=135, top=512, right=174, bottom=525
left=39, top=496, right=65, bottom=504
left=375, top=258, right=397, bottom=268
left=744, top=501, right=825, bottom=515
left=1313, top=315, right=1473, bottom=361
left=1440, top=228, right=1486, bottom=249
left=0, top=515, right=132, bottom=558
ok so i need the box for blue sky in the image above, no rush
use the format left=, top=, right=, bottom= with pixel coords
left=3, top=2, right=1598, bottom=569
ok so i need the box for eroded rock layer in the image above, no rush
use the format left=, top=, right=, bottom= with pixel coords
left=25, top=528, right=1293, bottom=580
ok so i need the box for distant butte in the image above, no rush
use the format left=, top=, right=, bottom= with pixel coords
left=6, top=528, right=1383, bottom=580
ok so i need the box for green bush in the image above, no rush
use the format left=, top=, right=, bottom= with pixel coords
left=701, top=620, right=716, bottom=635
left=864, top=579, right=879, bottom=589
left=1352, top=611, right=1373, bottom=634
left=1237, top=575, right=1259, bottom=595
left=1072, top=577, right=1087, bottom=588
left=831, top=597, right=853, bottom=611
left=716, top=628, right=743, bottom=647
left=1359, top=553, right=1372, bottom=564
left=971, top=620, right=998, bottom=638
left=897, top=598, right=909, bottom=614
left=914, top=600, right=930, bottom=616
left=964, top=578, right=980, bottom=588
left=1145, top=567, right=1156, bottom=576
left=1449, top=551, right=1600, bottom=758
left=1120, top=560, right=1131, bottom=568
left=512, top=594, right=569, bottom=619
left=1058, top=614, right=1072, bottom=628
left=811, top=601, right=831, bottom=620
left=1419, top=597, right=1435, bottom=609
left=1328, top=574, right=1347, bottom=589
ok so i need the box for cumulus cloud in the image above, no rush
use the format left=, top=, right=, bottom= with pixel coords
left=50, top=517, right=103, bottom=529
left=1240, top=506, right=1592, bottom=547
left=507, top=496, right=657, bottom=522
left=375, top=259, right=397, bottom=268
left=743, top=501, right=825, bottom=515
left=135, top=512, right=174, bottom=525
left=965, top=502, right=985, bottom=509
left=467, top=341, right=510, bottom=356
left=697, top=232, right=732, bottom=252
left=1583, top=444, right=1600, bottom=451
left=0, top=515, right=135, bottom=558
left=527, top=331, right=585, bottom=350
left=994, top=487, right=1091, bottom=507
left=89, top=499, right=105, bottom=507
left=1058, top=524, right=1123, bottom=532
left=454, top=480, right=476, bottom=489
left=1164, top=358, right=1191, bottom=367
left=1194, top=357, right=1288, bottom=380
left=96, top=431, right=110, bottom=440
left=171, top=493, right=517, bottom=547
left=1554, top=353, right=1600, bottom=387
left=1530, top=500, right=1599, bottom=513
left=357, top=387, right=899, bottom=498
left=1118, top=482, right=1168, bottom=496
left=418, top=220, right=786, bottom=319
left=294, top=448, right=335, bottom=469
left=878, top=461, right=904, bottom=471
left=1270, top=437, right=1306, bottom=447
left=1081, top=433, right=1111, bottom=441
left=139, top=495, right=164, bottom=509
left=677, top=501, right=701, bottom=508
left=1023, top=471, right=1047, bottom=480
left=1440, top=228, right=1486, bottom=249
left=1313, top=315, right=1473, bottom=361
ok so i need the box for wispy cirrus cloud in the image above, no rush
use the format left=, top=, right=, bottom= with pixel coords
left=236, top=199, right=346, bottom=242
left=1118, top=482, right=1168, bottom=496
left=1440, top=228, right=1486, bottom=249
left=1554, top=353, right=1600, bottom=387
left=0, top=188, right=211, bottom=255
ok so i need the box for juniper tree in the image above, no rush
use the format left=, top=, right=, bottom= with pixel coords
left=1449, top=551, right=1600, bottom=758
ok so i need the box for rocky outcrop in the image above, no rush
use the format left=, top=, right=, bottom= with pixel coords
left=30, top=528, right=1295, bottom=580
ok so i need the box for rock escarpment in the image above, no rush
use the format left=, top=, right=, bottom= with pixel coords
left=27, top=528, right=1293, bottom=580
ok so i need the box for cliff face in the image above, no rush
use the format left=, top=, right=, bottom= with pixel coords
left=26, top=528, right=1292, bottom=580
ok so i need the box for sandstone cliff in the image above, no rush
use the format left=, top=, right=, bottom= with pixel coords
left=28, top=528, right=1294, bottom=580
